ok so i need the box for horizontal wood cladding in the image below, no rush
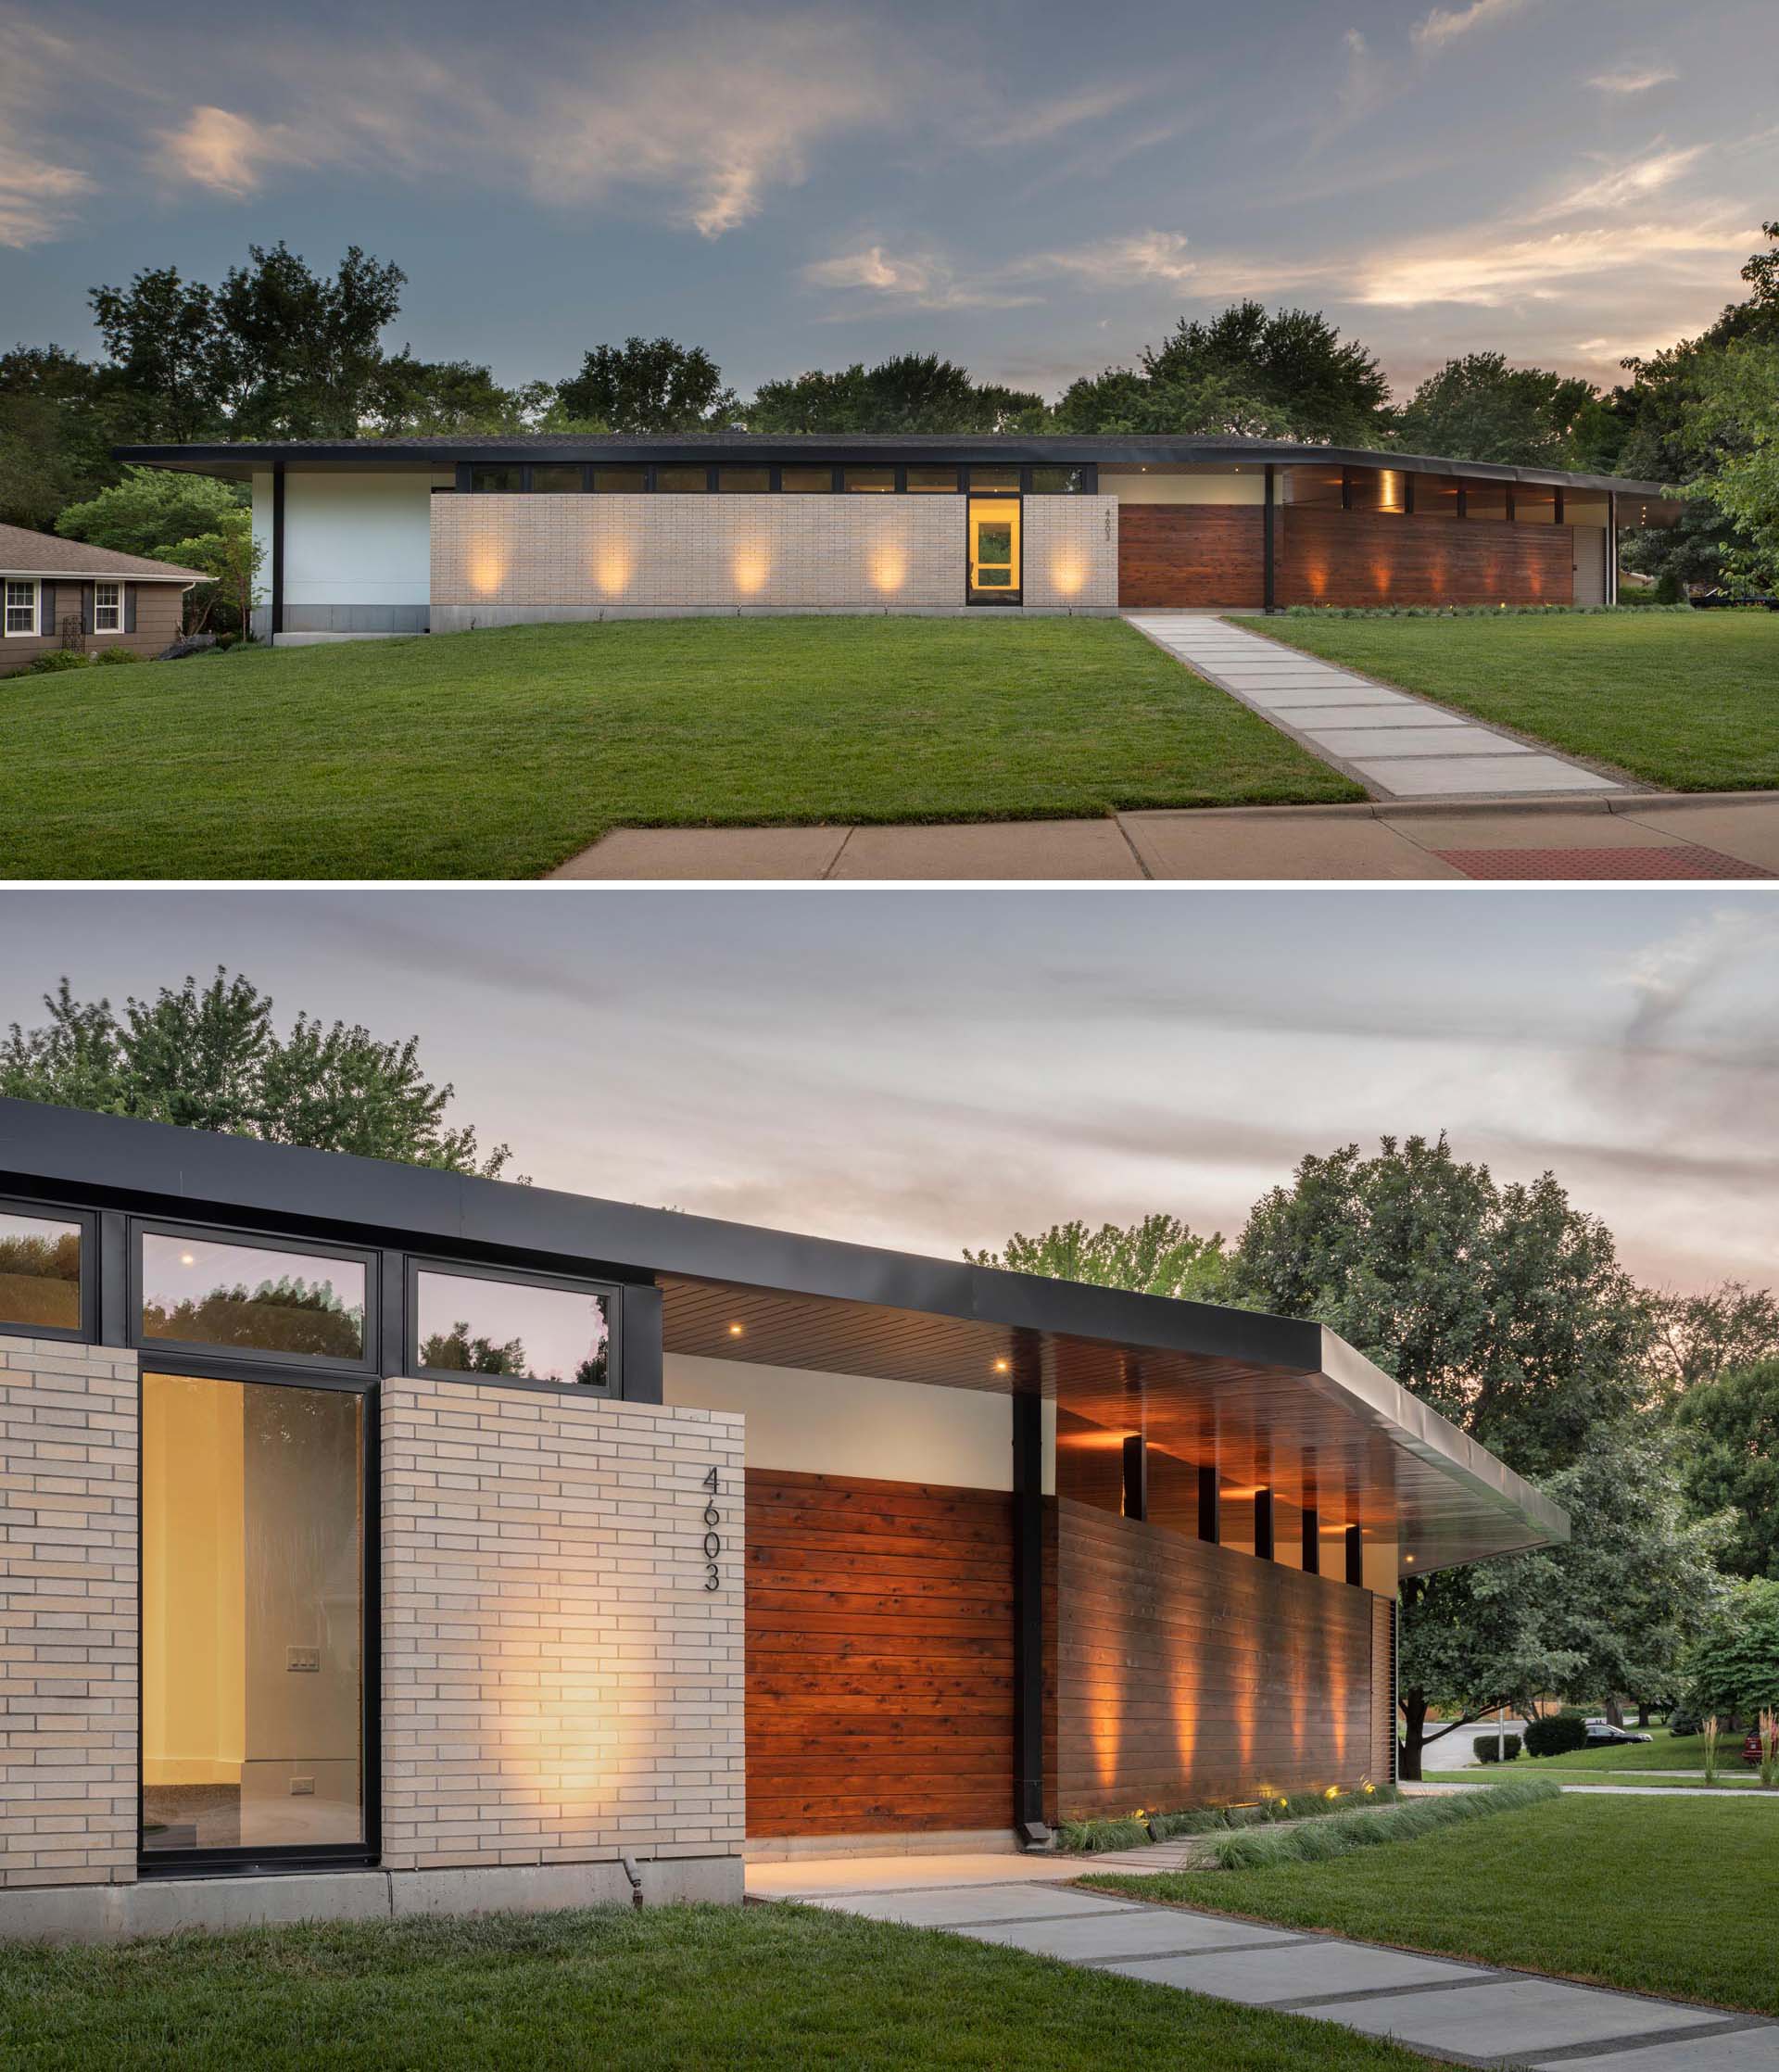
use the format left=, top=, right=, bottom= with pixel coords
left=1117, top=505, right=1266, bottom=607
left=1371, top=1594, right=1397, bottom=1783
left=1054, top=1498, right=1378, bottom=1820
left=746, top=1468, right=1014, bottom=1837
left=1281, top=508, right=1576, bottom=609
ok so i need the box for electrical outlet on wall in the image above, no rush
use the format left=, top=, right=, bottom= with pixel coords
left=290, top=1776, right=315, bottom=1795
left=286, top=1646, right=320, bottom=1673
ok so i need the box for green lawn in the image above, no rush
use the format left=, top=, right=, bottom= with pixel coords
left=0, top=1900, right=1438, bottom=2071
left=1485, top=1726, right=1756, bottom=1775
left=0, top=617, right=1358, bottom=879
left=1082, top=1793, right=1779, bottom=2014
left=1255, top=611, right=1779, bottom=791
left=1430, top=1769, right=1766, bottom=1789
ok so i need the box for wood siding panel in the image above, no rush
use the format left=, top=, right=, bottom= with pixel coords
left=1371, top=1594, right=1397, bottom=1783
left=1054, top=1498, right=1379, bottom=1820
left=1117, top=506, right=1266, bottom=608
left=1280, top=509, right=1576, bottom=609
left=745, top=1468, right=1013, bottom=1837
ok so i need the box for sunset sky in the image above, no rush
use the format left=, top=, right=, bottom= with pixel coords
left=2, top=888, right=1773, bottom=1299
left=2, top=0, right=1774, bottom=398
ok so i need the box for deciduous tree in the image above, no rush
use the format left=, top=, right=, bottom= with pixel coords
left=965, top=1213, right=1230, bottom=1301
left=555, top=337, right=737, bottom=432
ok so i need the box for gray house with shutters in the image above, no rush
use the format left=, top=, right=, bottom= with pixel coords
left=0, top=524, right=202, bottom=674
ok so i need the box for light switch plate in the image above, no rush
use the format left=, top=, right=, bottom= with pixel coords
left=290, top=1776, right=315, bottom=1796
left=286, top=1646, right=320, bottom=1673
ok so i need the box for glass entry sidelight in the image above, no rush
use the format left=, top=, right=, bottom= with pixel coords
left=966, top=496, right=1021, bottom=603
left=141, top=1371, right=366, bottom=1860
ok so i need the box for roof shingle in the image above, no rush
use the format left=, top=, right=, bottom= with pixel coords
left=0, top=523, right=206, bottom=583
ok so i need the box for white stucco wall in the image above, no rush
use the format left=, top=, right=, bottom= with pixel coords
left=664, top=1353, right=1057, bottom=1494
left=279, top=472, right=448, bottom=608
left=1102, top=468, right=1266, bottom=505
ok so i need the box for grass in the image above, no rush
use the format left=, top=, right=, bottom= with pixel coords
left=1058, top=1785, right=1401, bottom=1855
left=1081, top=1792, right=1779, bottom=2015
left=1255, top=611, right=1779, bottom=791
left=1203, top=1777, right=1558, bottom=1869
left=1430, top=1769, right=1767, bottom=1790
left=0, top=616, right=1358, bottom=879
left=0, top=1900, right=1440, bottom=2072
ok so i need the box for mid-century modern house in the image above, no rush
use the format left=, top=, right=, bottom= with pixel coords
left=0, top=524, right=202, bottom=676
left=0, top=1095, right=1565, bottom=1942
left=115, top=435, right=1681, bottom=637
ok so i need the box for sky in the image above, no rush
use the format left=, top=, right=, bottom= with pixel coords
left=2, top=0, right=1775, bottom=401
left=1, top=888, right=1774, bottom=1299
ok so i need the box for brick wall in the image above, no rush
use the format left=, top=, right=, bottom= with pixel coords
left=380, top=1378, right=745, bottom=1873
left=0, top=1335, right=139, bottom=1890
left=432, top=494, right=965, bottom=615
left=1023, top=497, right=1118, bottom=608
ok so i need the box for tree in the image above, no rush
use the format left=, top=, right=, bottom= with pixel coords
left=1683, top=1577, right=1779, bottom=1722
left=420, top=1321, right=529, bottom=1374
left=749, top=353, right=1044, bottom=434
left=1676, top=1360, right=1779, bottom=1580
left=1647, top=1282, right=1779, bottom=1405
left=87, top=264, right=225, bottom=444
left=366, top=354, right=551, bottom=436
left=555, top=337, right=737, bottom=432
left=213, top=243, right=406, bottom=437
left=156, top=520, right=262, bottom=636
left=0, top=345, right=135, bottom=529
left=145, top=1276, right=364, bottom=1358
left=0, top=970, right=511, bottom=1177
left=55, top=464, right=246, bottom=561
left=1684, top=339, right=1779, bottom=589
left=1394, top=352, right=1597, bottom=469
left=965, top=1213, right=1230, bottom=1302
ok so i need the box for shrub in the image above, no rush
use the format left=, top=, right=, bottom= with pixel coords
left=1205, top=1776, right=1559, bottom=1871
left=1056, top=1784, right=1400, bottom=1855
left=1653, top=569, right=1688, bottom=604
left=154, top=636, right=218, bottom=663
left=1667, top=1708, right=1702, bottom=1738
left=1525, top=1715, right=1588, bottom=1758
left=1475, top=1734, right=1522, bottom=1763
left=95, top=645, right=142, bottom=664
left=22, top=650, right=93, bottom=674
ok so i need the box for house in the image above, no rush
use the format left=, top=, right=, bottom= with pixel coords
left=0, top=524, right=203, bottom=674
left=112, top=435, right=1683, bottom=639
left=0, top=1094, right=1566, bottom=1941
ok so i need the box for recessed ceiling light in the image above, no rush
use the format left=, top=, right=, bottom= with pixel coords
left=991, top=1358, right=1010, bottom=1373
left=726, top=1322, right=744, bottom=1337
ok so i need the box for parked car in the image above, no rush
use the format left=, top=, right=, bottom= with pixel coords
left=1744, top=1729, right=1764, bottom=1767
left=1583, top=1718, right=1654, bottom=1747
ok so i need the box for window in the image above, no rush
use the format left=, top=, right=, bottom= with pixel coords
left=0, top=1208, right=82, bottom=1333
left=905, top=466, right=960, bottom=494
left=966, top=466, right=1020, bottom=494
left=141, top=1371, right=365, bottom=1859
left=414, top=1267, right=611, bottom=1388
left=655, top=466, right=710, bottom=494
left=140, top=1233, right=368, bottom=1363
left=593, top=468, right=648, bottom=493
left=93, top=580, right=123, bottom=631
left=470, top=466, right=524, bottom=493
left=780, top=466, right=834, bottom=494
left=1515, top=485, right=1558, bottom=524
left=1029, top=467, right=1085, bottom=495
left=530, top=465, right=583, bottom=494
left=4, top=579, right=36, bottom=635
left=1416, top=474, right=1462, bottom=519
left=1347, top=468, right=1407, bottom=514
left=842, top=467, right=895, bottom=494
left=1285, top=466, right=1345, bottom=508
left=1463, top=480, right=1509, bottom=522
left=717, top=468, right=771, bottom=494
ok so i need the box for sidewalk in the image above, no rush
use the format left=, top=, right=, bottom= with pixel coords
left=749, top=1853, right=1779, bottom=2068
left=551, top=791, right=1779, bottom=879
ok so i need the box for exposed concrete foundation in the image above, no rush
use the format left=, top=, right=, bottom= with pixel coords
left=429, top=603, right=1117, bottom=630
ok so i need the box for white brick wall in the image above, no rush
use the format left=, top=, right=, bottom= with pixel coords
left=0, top=1335, right=138, bottom=1890
left=1024, top=497, right=1118, bottom=607
left=380, top=1379, right=745, bottom=1873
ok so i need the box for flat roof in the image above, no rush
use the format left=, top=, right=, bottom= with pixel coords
left=113, top=433, right=1671, bottom=501
left=0, top=1095, right=1568, bottom=1571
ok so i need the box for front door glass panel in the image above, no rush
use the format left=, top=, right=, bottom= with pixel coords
left=141, top=1371, right=365, bottom=1855
left=967, top=497, right=1021, bottom=600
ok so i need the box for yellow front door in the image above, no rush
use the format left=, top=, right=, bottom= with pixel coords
left=967, top=498, right=1021, bottom=600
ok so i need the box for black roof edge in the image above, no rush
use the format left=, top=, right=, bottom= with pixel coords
left=0, top=1095, right=1320, bottom=1376
left=110, top=437, right=1672, bottom=500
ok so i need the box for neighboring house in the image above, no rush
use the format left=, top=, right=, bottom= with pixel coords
left=114, top=434, right=1683, bottom=639
left=0, top=1095, right=1566, bottom=1942
left=0, top=524, right=202, bottom=675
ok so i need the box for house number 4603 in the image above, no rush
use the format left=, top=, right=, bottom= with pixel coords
left=702, top=1466, right=723, bottom=1591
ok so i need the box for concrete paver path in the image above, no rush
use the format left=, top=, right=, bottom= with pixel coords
left=1124, top=613, right=1627, bottom=801
left=749, top=1854, right=1779, bottom=2069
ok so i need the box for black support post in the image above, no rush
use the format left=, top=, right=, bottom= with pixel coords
left=1197, top=1464, right=1219, bottom=1543
left=1011, top=1361, right=1047, bottom=1841
left=1254, top=1488, right=1274, bottom=1561
left=1263, top=463, right=1277, bottom=613
left=1345, top=1523, right=1364, bottom=1587
left=1608, top=492, right=1619, bottom=604
left=1120, top=1434, right=1147, bottom=1522
left=270, top=463, right=285, bottom=640
left=1302, top=1504, right=1319, bottom=1574
left=97, top=1210, right=128, bottom=1346
left=622, top=1283, right=664, bottom=1403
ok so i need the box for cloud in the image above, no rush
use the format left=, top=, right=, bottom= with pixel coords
left=1411, top=0, right=1536, bottom=52
left=156, top=106, right=310, bottom=196
left=1588, top=64, right=1679, bottom=94
left=1355, top=217, right=1750, bottom=308
left=978, top=81, right=1149, bottom=148
left=1533, top=144, right=1710, bottom=219
left=1016, top=230, right=1200, bottom=288
left=801, top=245, right=1041, bottom=311
left=0, top=141, right=94, bottom=246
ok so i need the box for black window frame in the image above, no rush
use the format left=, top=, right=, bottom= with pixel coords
left=135, top=1354, right=380, bottom=1879
left=130, top=1218, right=380, bottom=1378
left=0, top=1193, right=97, bottom=1343
left=406, top=1255, right=623, bottom=1398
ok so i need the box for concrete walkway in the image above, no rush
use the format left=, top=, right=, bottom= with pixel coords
left=551, top=792, right=1779, bottom=879
left=1124, top=613, right=1628, bottom=801
left=750, top=1855, right=1779, bottom=2069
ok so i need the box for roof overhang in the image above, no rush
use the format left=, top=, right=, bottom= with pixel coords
left=0, top=1096, right=1566, bottom=1571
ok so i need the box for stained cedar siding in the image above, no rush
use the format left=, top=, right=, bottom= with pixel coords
left=1117, top=506, right=1267, bottom=608
left=1053, top=1498, right=1378, bottom=1819
left=745, top=1468, right=1015, bottom=1838
left=1279, top=507, right=1577, bottom=609
left=1370, top=1593, right=1397, bottom=1783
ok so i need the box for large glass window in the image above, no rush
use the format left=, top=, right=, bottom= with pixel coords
left=1417, top=474, right=1462, bottom=519
left=469, top=466, right=524, bottom=494
left=1030, top=467, right=1085, bottom=495
left=530, top=465, right=584, bottom=494
left=415, top=1268, right=610, bottom=1387
left=1347, top=467, right=1407, bottom=514
left=780, top=466, right=834, bottom=494
left=142, top=1372, right=364, bottom=1856
left=1515, top=485, right=1558, bottom=524
left=1285, top=466, right=1345, bottom=508
left=0, top=1208, right=82, bottom=1333
left=1463, top=480, right=1509, bottom=522
left=593, top=468, right=648, bottom=493
left=842, top=467, right=895, bottom=494
left=140, top=1234, right=367, bottom=1361
left=655, top=466, right=710, bottom=494
left=717, top=467, right=771, bottom=494
left=965, top=466, right=1021, bottom=494
left=905, top=466, right=960, bottom=494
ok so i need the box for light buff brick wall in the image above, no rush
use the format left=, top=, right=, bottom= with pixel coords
left=0, top=1335, right=138, bottom=1890
left=381, top=1379, right=744, bottom=1873
left=1023, top=497, right=1118, bottom=608
left=432, top=494, right=963, bottom=613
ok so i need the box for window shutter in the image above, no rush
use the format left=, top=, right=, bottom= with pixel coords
left=39, top=582, right=56, bottom=638
left=124, top=583, right=137, bottom=634
left=80, top=583, right=93, bottom=636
